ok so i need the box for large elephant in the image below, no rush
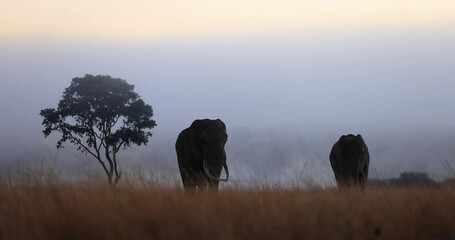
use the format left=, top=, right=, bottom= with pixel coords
left=330, top=134, right=370, bottom=188
left=175, top=119, right=229, bottom=191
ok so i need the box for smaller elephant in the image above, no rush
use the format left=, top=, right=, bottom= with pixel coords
left=330, top=134, right=370, bottom=188
left=176, top=119, right=229, bottom=191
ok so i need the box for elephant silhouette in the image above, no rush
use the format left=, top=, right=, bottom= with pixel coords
left=330, top=134, right=370, bottom=188
left=176, top=119, right=229, bottom=191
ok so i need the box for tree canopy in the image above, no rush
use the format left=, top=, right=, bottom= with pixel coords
left=40, top=74, right=156, bottom=185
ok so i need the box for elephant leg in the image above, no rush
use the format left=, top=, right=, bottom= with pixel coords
left=334, top=171, right=348, bottom=188
left=184, top=185, right=197, bottom=193
left=196, top=177, right=208, bottom=191
left=358, top=171, right=367, bottom=188
left=180, top=167, right=198, bottom=191
left=196, top=172, right=207, bottom=191
left=360, top=161, right=369, bottom=188
left=337, top=176, right=353, bottom=188
left=208, top=179, right=220, bottom=190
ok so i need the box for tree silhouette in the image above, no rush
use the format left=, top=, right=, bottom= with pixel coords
left=40, top=74, right=156, bottom=185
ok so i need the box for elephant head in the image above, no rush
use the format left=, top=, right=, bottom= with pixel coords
left=330, top=134, right=369, bottom=187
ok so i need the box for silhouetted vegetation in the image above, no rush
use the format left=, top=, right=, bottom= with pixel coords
left=369, top=171, right=436, bottom=187
left=40, top=74, right=156, bottom=185
left=391, top=172, right=435, bottom=186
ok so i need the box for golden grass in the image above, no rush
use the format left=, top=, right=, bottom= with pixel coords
left=0, top=182, right=454, bottom=240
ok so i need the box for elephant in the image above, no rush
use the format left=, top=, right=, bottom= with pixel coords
left=330, top=134, right=370, bottom=188
left=175, top=119, right=229, bottom=191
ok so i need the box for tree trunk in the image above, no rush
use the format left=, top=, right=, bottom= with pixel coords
left=106, top=172, right=121, bottom=187
left=107, top=174, right=113, bottom=185
left=114, top=173, right=121, bottom=186
left=105, top=145, right=117, bottom=187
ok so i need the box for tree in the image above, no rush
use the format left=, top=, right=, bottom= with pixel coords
left=40, top=74, right=156, bottom=185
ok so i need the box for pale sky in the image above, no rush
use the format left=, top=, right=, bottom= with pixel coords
left=1, top=1, right=455, bottom=182
left=1, top=0, right=455, bottom=41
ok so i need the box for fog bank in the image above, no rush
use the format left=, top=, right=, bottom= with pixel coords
left=1, top=26, right=455, bottom=185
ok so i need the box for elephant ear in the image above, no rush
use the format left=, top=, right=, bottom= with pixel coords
left=338, top=135, right=346, bottom=143
left=216, top=119, right=226, bottom=131
left=356, top=134, right=364, bottom=144
left=356, top=134, right=367, bottom=154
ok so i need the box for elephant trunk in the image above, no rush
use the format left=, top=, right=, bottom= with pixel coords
left=203, top=159, right=229, bottom=182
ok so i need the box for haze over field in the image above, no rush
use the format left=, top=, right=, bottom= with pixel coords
left=1, top=1, right=455, bottom=185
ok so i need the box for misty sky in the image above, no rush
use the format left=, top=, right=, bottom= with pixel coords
left=1, top=1, right=455, bottom=185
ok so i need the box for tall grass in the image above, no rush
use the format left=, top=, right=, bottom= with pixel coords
left=1, top=176, right=455, bottom=240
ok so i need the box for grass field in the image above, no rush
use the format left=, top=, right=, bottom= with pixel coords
left=1, top=178, right=455, bottom=240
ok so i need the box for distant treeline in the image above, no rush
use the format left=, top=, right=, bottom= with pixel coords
left=369, top=172, right=455, bottom=187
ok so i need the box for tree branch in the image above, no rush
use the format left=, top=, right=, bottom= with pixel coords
left=115, top=141, right=125, bottom=154
left=90, top=128, right=103, bottom=159
left=113, top=149, right=120, bottom=177
left=95, top=156, right=110, bottom=179
left=112, top=147, right=121, bottom=187
left=70, top=136, right=110, bottom=177
left=107, top=119, right=113, bottom=139
left=70, top=136, right=98, bottom=160
left=93, top=128, right=106, bottom=148
left=86, top=118, right=106, bottom=149
left=112, top=115, right=121, bottom=128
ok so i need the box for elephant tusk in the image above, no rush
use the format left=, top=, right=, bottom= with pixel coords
left=203, top=159, right=229, bottom=182
left=222, top=161, right=229, bottom=182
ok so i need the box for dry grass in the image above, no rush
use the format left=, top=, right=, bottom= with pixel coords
left=0, top=180, right=455, bottom=240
